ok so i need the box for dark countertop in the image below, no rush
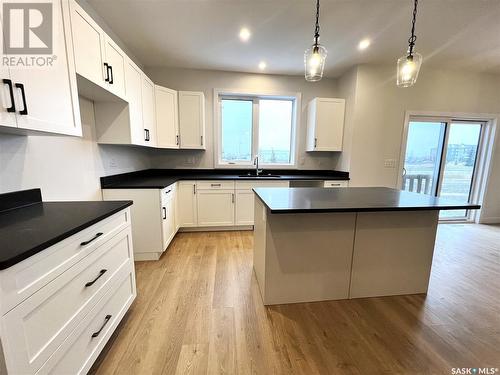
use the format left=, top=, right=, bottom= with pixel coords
left=0, top=189, right=132, bottom=270
left=253, top=187, right=481, bottom=214
left=100, top=168, right=349, bottom=189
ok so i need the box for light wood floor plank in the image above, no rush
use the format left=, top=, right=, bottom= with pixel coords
left=91, top=224, right=500, bottom=375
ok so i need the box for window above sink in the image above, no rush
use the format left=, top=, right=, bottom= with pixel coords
left=214, top=89, right=300, bottom=169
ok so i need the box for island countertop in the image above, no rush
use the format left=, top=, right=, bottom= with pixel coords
left=253, top=187, right=481, bottom=214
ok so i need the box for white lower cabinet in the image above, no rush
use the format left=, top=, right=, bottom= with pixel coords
left=103, top=186, right=176, bottom=261
left=235, top=181, right=290, bottom=225
left=197, top=189, right=235, bottom=226
left=0, top=208, right=136, bottom=375
left=177, top=181, right=198, bottom=227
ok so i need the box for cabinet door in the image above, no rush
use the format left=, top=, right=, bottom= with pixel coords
left=177, top=182, right=197, bottom=227
left=314, top=98, right=345, bottom=151
left=141, top=75, right=157, bottom=147
left=179, top=91, right=205, bottom=149
left=12, top=0, right=81, bottom=136
left=160, top=188, right=175, bottom=250
left=103, top=37, right=126, bottom=99
left=70, top=0, right=106, bottom=87
left=124, top=60, right=144, bottom=145
left=235, top=190, right=254, bottom=225
left=155, top=85, right=179, bottom=149
left=0, top=9, right=16, bottom=128
left=197, top=190, right=234, bottom=227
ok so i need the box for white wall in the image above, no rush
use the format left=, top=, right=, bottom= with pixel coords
left=145, top=67, right=342, bottom=170
left=339, top=64, right=500, bottom=222
left=0, top=97, right=151, bottom=201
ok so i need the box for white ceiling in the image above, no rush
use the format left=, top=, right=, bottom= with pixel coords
left=87, top=0, right=500, bottom=78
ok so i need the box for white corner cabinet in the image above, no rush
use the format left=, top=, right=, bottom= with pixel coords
left=0, top=208, right=136, bottom=375
left=103, top=185, right=178, bottom=261
left=306, top=98, right=345, bottom=152
left=0, top=0, right=82, bottom=136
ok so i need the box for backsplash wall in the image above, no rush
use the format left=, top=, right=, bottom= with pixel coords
left=145, top=67, right=343, bottom=170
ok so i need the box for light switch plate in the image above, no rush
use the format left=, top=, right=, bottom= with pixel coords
left=384, top=159, right=396, bottom=168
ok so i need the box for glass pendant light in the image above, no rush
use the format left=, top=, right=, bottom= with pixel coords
left=397, top=0, right=422, bottom=87
left=304, top=0, right=327, bottom=82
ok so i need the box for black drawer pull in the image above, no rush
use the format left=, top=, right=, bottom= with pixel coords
left=211, top=183, right=221, bottom=187
left=108, top=65, right=114, bottom=84
left=91, top=314, right=112, bottom=338
left=3, top=79, right=15, bottom=112
left=104, top=63, right=109, bottom=82
left=15, top=83, right=28, bottom=115
left=80, top=232, right=103, bottom=246
left=162, top=207, right=166, bottom=220
left=85, top=269, right=107, bottom=287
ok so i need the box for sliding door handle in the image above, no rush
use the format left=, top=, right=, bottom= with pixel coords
left=15, top=83, right=28, bottom=115
left=2, top=79, right=15, bottom=113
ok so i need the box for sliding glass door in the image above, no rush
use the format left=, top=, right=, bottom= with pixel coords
left=402, top=119, right=483, bottom=220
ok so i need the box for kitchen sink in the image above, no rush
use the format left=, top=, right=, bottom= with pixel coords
left=238, top=174, right=282, bottom=178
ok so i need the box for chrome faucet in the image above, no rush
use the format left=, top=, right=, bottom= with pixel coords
left=254, top=156, right=263, bottom=176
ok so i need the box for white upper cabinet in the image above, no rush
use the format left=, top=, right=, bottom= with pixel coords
left=124, top=60, right=145, bottom=146
left=141, top=75, right=157, bottom=147
left=0, top=16, right=16, bottom=129
left=155, top=85, right=179, bottom=149
left=70, top=0, right=106, bottom=88
left=103, top=37, right=126, bottom=98
left=1, top=0, right=81, bottom=136
left=306, top=98, right=345, bottom=152
left=178, top=91, right=205, bottom=149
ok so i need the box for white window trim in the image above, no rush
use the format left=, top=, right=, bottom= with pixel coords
left=213, top=88, right=301, bottom=169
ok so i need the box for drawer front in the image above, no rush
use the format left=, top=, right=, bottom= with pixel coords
left=0, top=208, right=130, bottom=314
left=324, top=180, right=349, bottom=188
left=235, top=180, right=289, bottom=190
left=37, top=268, right=136, bottom=375
left=2, top=227, right=133, bottom=374
left=196, top=180, right=235, bottom=190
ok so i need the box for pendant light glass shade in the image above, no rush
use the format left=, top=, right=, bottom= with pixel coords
left=304, top=44, right=327, bottom=82
left=397, top=52, right=422, bottom=87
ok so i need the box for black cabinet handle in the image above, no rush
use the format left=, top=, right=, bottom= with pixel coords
left=144, top=128, right=150, bottom=141
left=108, top=65, right=113, bottom=84
left=91, top=314, right=112, bottom=338
left=201, top=135, right=203, bottom=146
left=314, top=138, right=317, bottom=148
left=104, top=63, right=109, bottom=82
left=85, top=269, right=107, bottom=287
left=162, top=207, right=166, bottom=219
left=176, top=134, right=179, bottom=145
left=15, top=83, right=28, bottom=115
left=3, top=79, right=15, bottom=113
left=80, top=232, right=103, bottom=246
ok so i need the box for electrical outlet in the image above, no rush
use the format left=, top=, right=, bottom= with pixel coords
left=384, top=159, right=396, bottom=168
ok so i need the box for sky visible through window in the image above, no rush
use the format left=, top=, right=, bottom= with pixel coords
left=220, top=98, right=294, bottom=164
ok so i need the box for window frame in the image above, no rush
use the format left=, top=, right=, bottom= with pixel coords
left=213, top=88, right=300, bottom=169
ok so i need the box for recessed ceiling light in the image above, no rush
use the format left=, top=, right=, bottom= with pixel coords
left=358, top=39, right=371, bottom=50
left=258, top=61, right=267, bottom=70
left=239, top=27, right=251, bottom=42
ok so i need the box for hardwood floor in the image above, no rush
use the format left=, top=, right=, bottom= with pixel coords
left=91, top=224, right=500, bottom=375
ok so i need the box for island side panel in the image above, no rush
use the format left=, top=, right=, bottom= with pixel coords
left=262, top=211, right=356, bottom=305
left=349, top=210, right=439, bottom=299
left=253, top=198, right=268, bottom=302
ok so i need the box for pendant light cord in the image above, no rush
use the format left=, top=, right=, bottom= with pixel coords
left=407, top=0, right=418, bottom=57
left=313, top=0, right=320, bottom=46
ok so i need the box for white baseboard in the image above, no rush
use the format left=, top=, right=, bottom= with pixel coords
left=179, top=225, right=254, bottom=232
left=479, top=216, right=500, bottom=224
left=134, top=252, right=161, bottom=261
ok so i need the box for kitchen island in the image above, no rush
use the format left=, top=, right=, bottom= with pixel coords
left=253, top=187, right=480, bottom=305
